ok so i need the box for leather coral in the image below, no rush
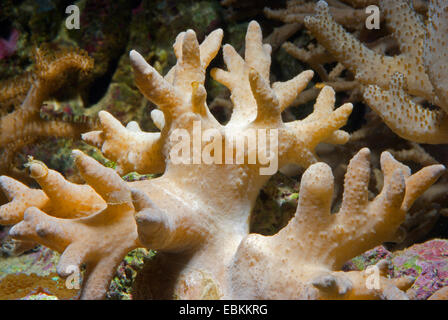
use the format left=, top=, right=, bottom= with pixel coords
left=230, top=148, right=445, bottom=299
left=0, top=21, right=443, bottom=300
left=304, top=0, right=448, bottom=144
left=0, top=46, right=95, bottom=176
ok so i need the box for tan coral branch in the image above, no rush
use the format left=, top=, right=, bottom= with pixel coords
left=8, top=150, right=140, bottom=299
left=229, top=149, right=445, bottom=299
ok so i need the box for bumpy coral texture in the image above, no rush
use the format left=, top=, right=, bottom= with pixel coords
left=265, top=0, right=427, bottom=29
left=266, top=0, right=373, bottom=30
left=305, top=0, right=448, bottom=144
left=231, top=149, right=444, bottom=299
left=0, top=22, right=444, bottom=300
left=264, top=0, right=426, bottom=110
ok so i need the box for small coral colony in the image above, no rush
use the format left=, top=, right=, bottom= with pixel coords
left=0, top=0, right=447, bottom=300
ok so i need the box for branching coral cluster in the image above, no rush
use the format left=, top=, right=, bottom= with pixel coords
left=265, top=1, right=370, bottom=108
left=302, top=0, right=448, bottom=144
left=0, top=19, right=445, bottom=300
left=0, top=46, right=95, bottom=177
left=266, top=0, right=448, bottom=258
left=266, top=0, right=427, bottom=28
left=266, top=0, right=371, bottom=30
left=231, top=148, right=444, bottom=299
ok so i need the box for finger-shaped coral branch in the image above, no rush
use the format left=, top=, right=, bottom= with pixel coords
left=424, top=0, right=448, bottom=113
left=211, top=21, right=274, bottom=125
left=363, top=73, right=448, bottom=144
left=265, top=0, right=370, bottom=29
left=245, top=21, right=272, bottom=81
left=165, top=29, right=224, bottom=87
left=379, top=151, right=446, bottom=212
left=131, top=28, right=223, bottom=121
left=27, top=159, right=106, bottom=218
left=130, top=50, right=184, bottom=120
left=229, top=149, right=445, bottom=299
left=304, top=0, right=433, bottom=100
left=282, top=86, right=352, bottom=167
left=84, top=21, right=352, bottom=178
left=84, top=29, right=223, bottom=175
left=209, top=21, right=352, bottom=168
left=249, top=70, right=281, bottom=126
left=303, top=0, right=448, bottom=144
left=8, top=150, right=140, bottom=299
left=82, top=111, right=164, bottom=175
left=0, top=176, right=48, bottom=225
left=311, top=269, right=411, bottom=300
left=172, top=30, right=203, bottom=93
left=0, top=155, right=107, bottom=225
left=0, top=46, right=94, bottom=175
left=273, top=71, right=315, bottom=113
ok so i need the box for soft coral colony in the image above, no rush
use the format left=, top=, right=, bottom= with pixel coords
left=295, top=0, right=448, bottom=144
left=0, top=20, right=445, bottom=300
left=0, top=45, right=95, bottom=178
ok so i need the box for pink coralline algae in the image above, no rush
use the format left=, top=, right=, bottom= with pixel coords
left=392, top=240, right=448, bottom=299
left=344, top=239, right=448, bottom=300
left=0, top=29, right=19, bottom=60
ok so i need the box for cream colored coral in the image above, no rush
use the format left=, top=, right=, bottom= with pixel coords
left=265, top=0, right=369, bottom=30
left=304, top=0, right=448, bottom=144
left=363, top=73, right=448, bottom=143
left=423, top=0, right=448, bottom=111
left=82, top=111, right=165, bottom=175
left=0, top=159, right=105, bottom=225
left=86, top=22, right=352, bottom=173
left=266, top=0, right=427, bottom=34
left=7, top=151, right=140, bottom=300
left=0, top=22, right=443, bottom=301
left=230, top=148, right=445, bottom=299
left=0, top=21, right=353, bottom=299
left=305, top=0, right=432, bottom=99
